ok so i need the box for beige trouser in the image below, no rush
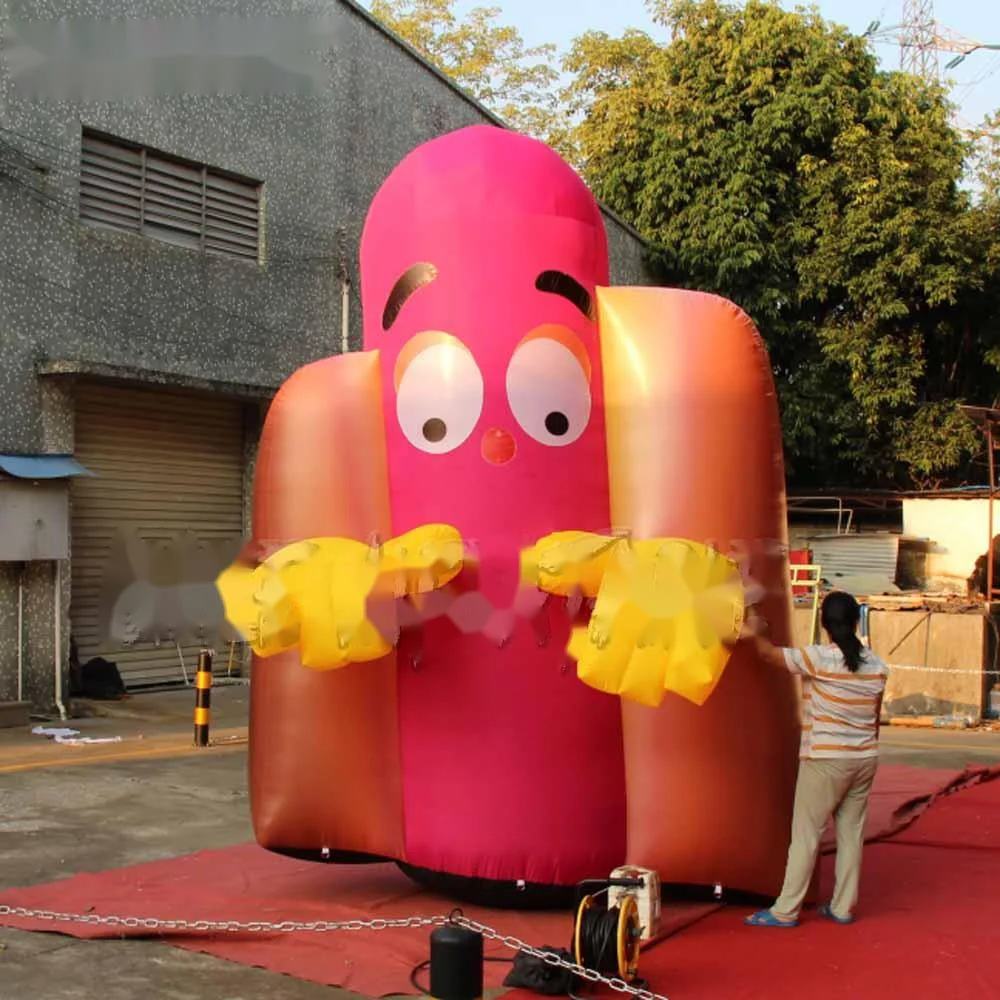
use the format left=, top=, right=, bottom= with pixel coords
left=772, top=756, right=878, bottom=920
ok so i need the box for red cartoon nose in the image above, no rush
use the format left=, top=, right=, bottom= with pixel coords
left=481, top=428, right=517, bottom=465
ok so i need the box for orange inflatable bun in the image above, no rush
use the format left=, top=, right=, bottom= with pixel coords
left=247, top=352, right=405, bottom=860
left=598, top=286, right=803, bottom=898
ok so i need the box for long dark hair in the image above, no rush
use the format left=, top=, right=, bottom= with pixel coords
left=820, top=591, right=865, bottom=673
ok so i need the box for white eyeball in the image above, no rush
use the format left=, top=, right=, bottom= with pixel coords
left=506, top=337, right=591, bottom=446
left=396, top=339, right=484, bottom=454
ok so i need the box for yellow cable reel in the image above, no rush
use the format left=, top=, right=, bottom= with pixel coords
left=573, top=892, right=641, bottom=982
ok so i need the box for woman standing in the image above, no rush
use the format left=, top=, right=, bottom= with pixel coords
left=736, top=590, right=887, bottom=927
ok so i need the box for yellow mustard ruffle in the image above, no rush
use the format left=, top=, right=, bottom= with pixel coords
left=521, top=532, right=745, bottom=707
left=215, top=524, right=463, bottom=669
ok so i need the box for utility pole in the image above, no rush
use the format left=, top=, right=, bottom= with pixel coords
left=865, top=3, right=1000, bottom=87
left=900, top=0, right=937, bottom=79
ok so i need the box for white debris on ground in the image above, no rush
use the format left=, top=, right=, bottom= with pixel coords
left=31, top=726, right=123, bottom=746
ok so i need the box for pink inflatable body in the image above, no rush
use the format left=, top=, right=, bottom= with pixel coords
left=364, top=126, right=624, bottom=884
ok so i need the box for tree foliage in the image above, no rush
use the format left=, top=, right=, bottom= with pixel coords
left=367, top=0, right=560, bottom=140
left=563, top=0, right=1000, bottom=488
left=975, top=111, right=1000, bottom=205
left=367, top=0, right=1000, bottom=489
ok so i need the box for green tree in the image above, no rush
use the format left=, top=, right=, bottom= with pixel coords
left=969, top=112, right=1000, bottom=396
left=974, top=111, right=1000, bottom=204
left=366, top=0, right=561, bottom=141
left=563, top=0, right=1000, bottom=488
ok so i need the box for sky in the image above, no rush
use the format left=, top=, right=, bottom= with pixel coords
left=452, top=0, right=1000, bottom=130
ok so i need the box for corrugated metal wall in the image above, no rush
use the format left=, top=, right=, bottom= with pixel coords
left=808, top=533, right=901, bottom=583
left=71, top=382, right=245, bottom=688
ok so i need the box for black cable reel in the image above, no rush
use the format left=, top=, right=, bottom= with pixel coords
left=572, top=878, right=644, bottom=984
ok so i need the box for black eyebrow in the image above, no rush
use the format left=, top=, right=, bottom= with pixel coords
left=535, top=270, right=594, bottom=321
left=382, top=262, right=439, bottom=331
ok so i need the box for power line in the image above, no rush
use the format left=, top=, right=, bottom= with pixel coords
left=0, top=254, right=296, bottom=357
left=866, top=3, right=1000, bottom=86
left=0, top=123, right=358, bottom=270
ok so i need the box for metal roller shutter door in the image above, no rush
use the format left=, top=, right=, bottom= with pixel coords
left=71, top=382, right=246, bottom=688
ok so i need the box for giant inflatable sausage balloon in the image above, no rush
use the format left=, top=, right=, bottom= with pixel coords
left=218, top=125, right=801, bottom=903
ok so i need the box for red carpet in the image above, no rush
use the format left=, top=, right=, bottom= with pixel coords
left=1, top=764, right=998, bottom=999
left=888, top=776, right=1000, bottom=851
left=825, top=762, right=996, bottom=850
left=0, top=848, right=719, bottom=994
left=615, top=839, right=1000, bottom=1000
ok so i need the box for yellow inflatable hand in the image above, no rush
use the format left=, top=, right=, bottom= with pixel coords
left=521, top=532, right=745, bottom=707
left=216, top=524, right=463, bottom=669
left=520, top=530, right=624, bottom=599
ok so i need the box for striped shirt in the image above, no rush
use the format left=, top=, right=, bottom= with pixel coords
left=782, top=644, right=887, bottom=760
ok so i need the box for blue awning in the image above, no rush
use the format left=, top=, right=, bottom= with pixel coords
left=0, top=454, right=95, bottom=479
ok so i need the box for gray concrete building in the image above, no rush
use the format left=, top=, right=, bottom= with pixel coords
left=0, top=0, right=652, bottom=716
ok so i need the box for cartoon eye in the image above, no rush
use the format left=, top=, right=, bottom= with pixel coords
left=396, top=337, right=484, bottom=454
left=506, top=334, right=591, bottom=447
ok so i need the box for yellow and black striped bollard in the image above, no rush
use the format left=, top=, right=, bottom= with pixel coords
left=193, top=649, right=213, bottom=747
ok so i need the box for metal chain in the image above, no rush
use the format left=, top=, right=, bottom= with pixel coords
left=0, top=903, right=669, bottom=1000
left=451, top=913, right=666, bottom=1000
left=0, top=903, right=444, bottom=935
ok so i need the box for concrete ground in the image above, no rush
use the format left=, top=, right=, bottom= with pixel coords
left=1, top=687, right=999, bottom=1000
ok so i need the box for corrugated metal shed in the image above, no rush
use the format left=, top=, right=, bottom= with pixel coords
left=806, top=533, right=902, bottom=582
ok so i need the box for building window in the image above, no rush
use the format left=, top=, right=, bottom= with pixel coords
left=79, top=129, right=262, bottom=262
